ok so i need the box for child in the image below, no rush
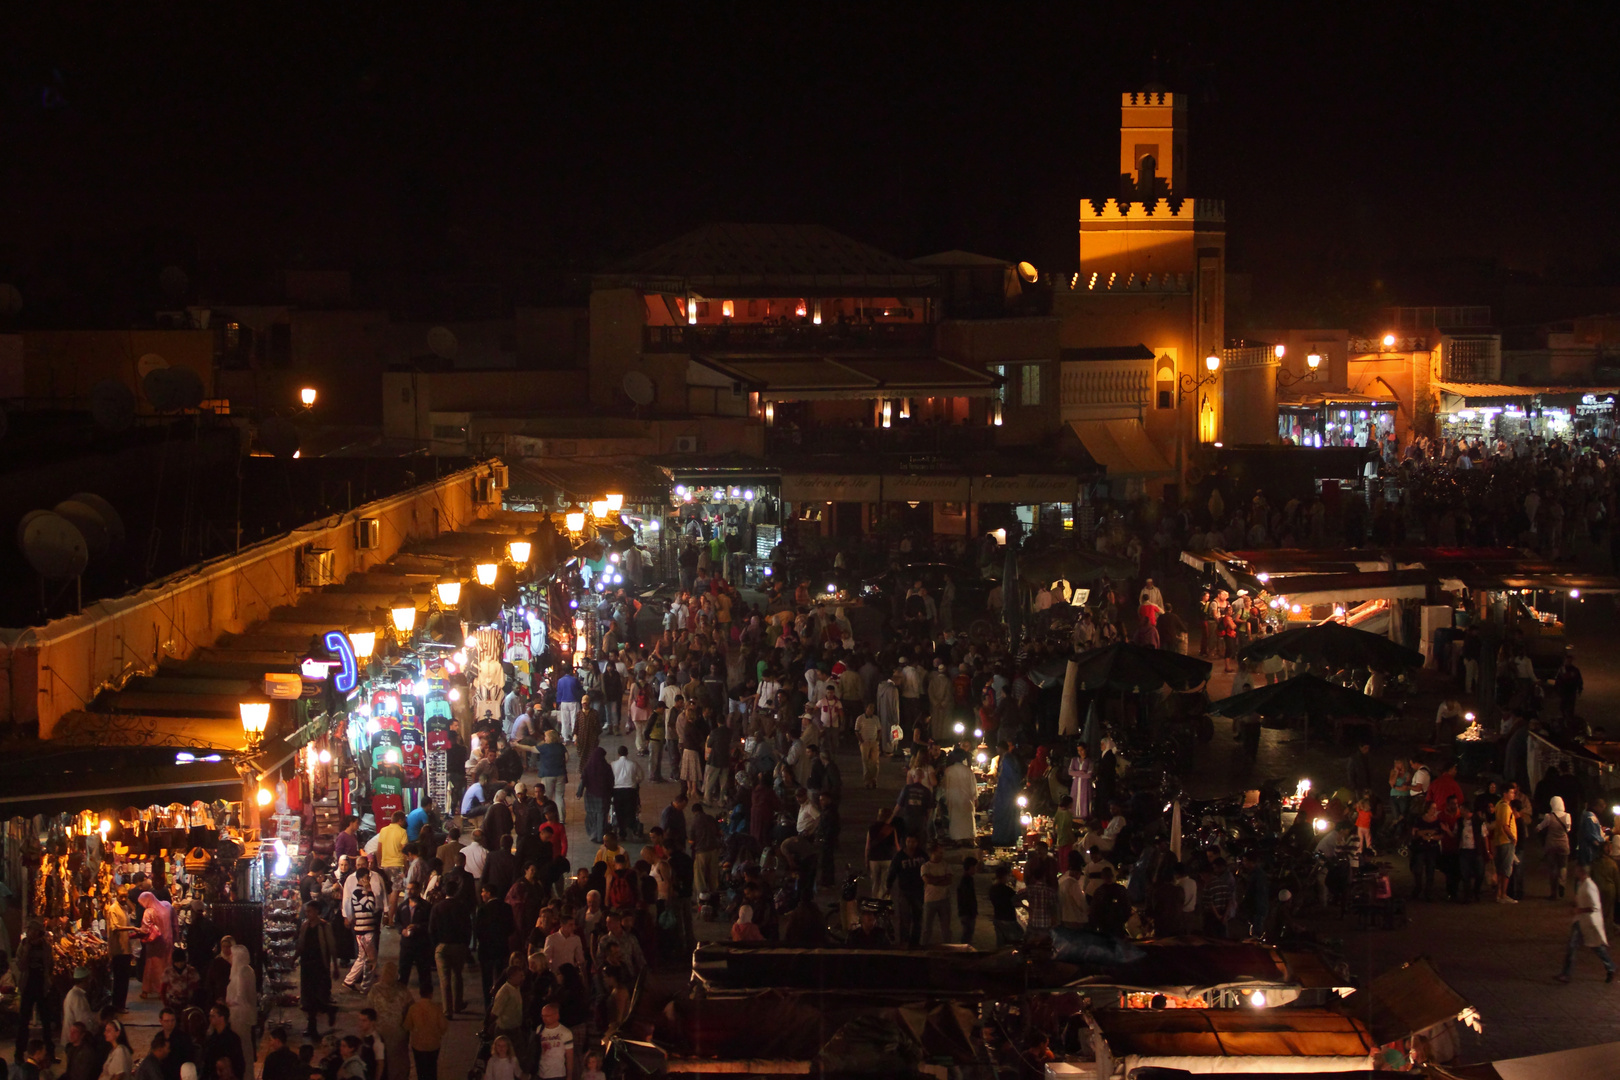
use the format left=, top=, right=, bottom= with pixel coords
left=957, top=857, right=979, bottom=947
left=1355, top=796, right=1376, bottom=856
left=482, top=1035, right=527, bottom=1080
left=582, top=1049, right=607, bottom=1080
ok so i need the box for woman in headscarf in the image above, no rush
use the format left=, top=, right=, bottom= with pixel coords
left=942, top=750, right=978, bottom=845
left=579, top=746, right=615, bottom=845
left=990, top=742, right=1025, bottom=847
left=367, top=960, right=412, bottom=1080
left=1538, top=795, right=1573, bottom=900
left=294, top=901, right=335, bottom=1039
left=225, top=944, right=257, bottom=1059
left=750, top=775, right=779, bottom=845
left=1069, top=743, right=1094, bottom=820
left=136, top=892, right=174, bottom=997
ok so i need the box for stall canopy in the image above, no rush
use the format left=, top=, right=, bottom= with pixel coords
left=1068, top=419, right=1174, bottom=477
left=507, top=460, right=670, bottom=504
left=691, top=943, right=1063, bottom=999
left=1341, top=956, right=1471, bottom=1048
left=1094, top=1007, right=1377, bottom=1067
left=0, top=746, right=243, bottom=818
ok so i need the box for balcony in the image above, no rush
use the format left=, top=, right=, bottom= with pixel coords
left=644, top=321, right=933, bottom=354
left=766, top=422, right=994, bottom=458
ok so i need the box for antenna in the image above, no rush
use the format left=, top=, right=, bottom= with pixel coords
left=427, top=327, right=459, bottom=360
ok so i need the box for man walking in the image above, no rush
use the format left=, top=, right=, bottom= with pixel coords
left=1557, top=862, right=1616, bottom=982
left=887, top=834, right=927, bottom=947
left=611, top=746, right=645, bottom=839
left=555, top=665, right=582, bottom=742
left=855, top=705, right=883, bottom=789
left=428, top=887, right=470, bottom=1020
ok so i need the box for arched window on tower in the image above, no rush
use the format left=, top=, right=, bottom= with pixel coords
left=1199, top=395, right=1218, bottom=443
left=1156, top=358, right=1176, bottom=409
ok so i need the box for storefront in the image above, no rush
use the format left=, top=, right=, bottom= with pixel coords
left=1433, top=383, right=1620, bottom=444
left=1276, top=391, right=1400, bottom=449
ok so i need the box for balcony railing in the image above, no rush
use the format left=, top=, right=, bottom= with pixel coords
left=644, top=321, right=933, bottom=354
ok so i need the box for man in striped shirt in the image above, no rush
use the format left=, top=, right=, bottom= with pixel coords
left=342, top=857, right=385, bottom=991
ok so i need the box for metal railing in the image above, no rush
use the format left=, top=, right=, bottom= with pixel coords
left=643, top=321, right=933, bottom=353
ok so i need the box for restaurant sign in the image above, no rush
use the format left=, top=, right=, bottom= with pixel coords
left=970, top=474, right=1078, bottom=504
left=781, top=474, right=882, bottom=503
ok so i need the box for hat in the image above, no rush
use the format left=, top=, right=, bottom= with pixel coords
left=73, top=966, right=89, bottom=979
left=514, top=782, right=528, bottom=795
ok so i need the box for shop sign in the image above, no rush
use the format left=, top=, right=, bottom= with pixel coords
left=882, top=474, right=972, bottom=502
left=322, top=630, right=359, bottom=694
left=970, top=474, right=1078, bottom=504
left=780, top=473, right=881, bottom=503
left=264, top=672, right=302, bottom=700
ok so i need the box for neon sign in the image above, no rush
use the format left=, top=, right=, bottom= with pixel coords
left=323, top=630, right=358, bottom=694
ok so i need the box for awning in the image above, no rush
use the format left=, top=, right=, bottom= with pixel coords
left=1267, top=570, right=1431, bottom=606
left=507, top=461, right=670, bottom=503
left=1342, top=956, right=1471, bottom=1046
left=0, top=746, right=245, bottom=818
left=1068, top=419, right=1174, bottom=478
left=1433, top=381, right=1537, bottom=407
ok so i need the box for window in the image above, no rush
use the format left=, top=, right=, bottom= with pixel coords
left=1155, top=359, right=1175, bottom=409
left=992, top=364, right=1006, bottom=403
left=1198, top=396, right=1217, bottom=443
left=1019, top=363, right=1042, bottom=406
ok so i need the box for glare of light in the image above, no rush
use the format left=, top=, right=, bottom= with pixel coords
left=391, top=597, right=418, bottom=634
left=953, top=722, right=965, bottom=735
left=317, top=748, right=332, bottom=764
left=442, top=660, right=457, bottom=676
left=763, top=567, right=773, bottom=576
left=1464, top=712, right=1475, bottom=721
left=1313, top=817, right=1331, bottom=834
left=744, top=489, right=755, bottom=500
left=349, top=628, right=376, bottom=660
left=645, top=518, right=660, bottom=530
left=202, top=754, right=223, bottom=762
left=720, top=300, right=733, bottom=319
left=812, top=300, right=822, bottom=326
left=973, top=728, right=983, bottom=739
left=256, top=787, right=274, bottom=807
left=976, top=752, right=988, bottom=764
left=605, top=493, right=624, bottom=512
left=1382, top=333, right=1396, bottom=347
left=1290, top=604, right=1302, bottom=614
left=992, top=528, right=1007, bottom=546
left=826, top=583, right=836, bottom=593
left=299, top=387, right=317, bottom=407
left=239, top=699, right=271, bottom=740
left=293, top=450, right=301, bottom=459
left=1273, top=344, right=1286, bottom=358
left=463, top=635, right=477, bottom=649
left=435, top=577, right=462, bottom=607
left=450, top=650, right=465, bottom=667
left=366, top=718, right=382, bottom=735
left=176, top=752, right=196, bottom=764
left=98, top=819, right=111, bottom=837
left=575, top=633, right=587, bottom=652
left=413, top=680, right=429, bottom=697
left=609, top=552, right=620, bottom=564
left=1307, top=352, right=1321, bottom=370
left=569, top=599, right=578, bottom=608
left=1256, top=572, right=1269, bottom=584
left=729, top=487, right=741, bottom=498
left=686, top=299, right=697, bottom=325
left=591, top=500, right=609, bottom=517
left=273, top=840, right=291, bottom=878
left=1571, top=589, right=1581, bottom=598
left=356, top=703, right=371, bottom=718
left=881, top=400, right=892, bottom=428
left=1333, top=606, right=1346, bottom=618
left=992, top=401, right=1003, bottom=426
left=1205, top=354, right=1220, bottom=373
left=1019, top=813, right=1033, bottom=826
left=508, top=540, right=532, bottom=565
left=384, top=748, right=401, bottom=765
left=1016, top=795, right=1028, bottom=808
left=676, top=485, right=688, bottom=496
left=449, top=688, right=461, bottom=701
left=475, top=562, right=499, bottom=587
left=1611, top=804, right=1620, bottom=818
left=1298, top=778, right=1312, bottom=794
left=565, top=512, right=585, bottom=533
left=1249, top=990, right=1266, bottom=1008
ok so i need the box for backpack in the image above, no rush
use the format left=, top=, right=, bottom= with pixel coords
left=607, top=869, right=637, bottom=912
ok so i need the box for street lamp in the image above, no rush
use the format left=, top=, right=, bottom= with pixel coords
left=564, top=511, right=586, bottom=535
left=299, top=387, right=318, bottom=408
left=474, top=562, right=498, bottom=587
left=239, top=697, right=271, bottom=753
left=1277, top=352, right=1323, bottom=388
left=1180, top=354, right=1221, bottom=394
left=507, top=539, right=532, bottom=565
left=590, top=499, right=609, bottom=518
left=348, top=624, right=377, bottom=661
left=390, top=594, right=418, bottom=635
left=604, top=493, right=624, bottom=512
left=435, top=574, right=462, bottom=607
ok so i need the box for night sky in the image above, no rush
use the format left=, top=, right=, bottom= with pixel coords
left=3, top=6, right=1618, bottom=325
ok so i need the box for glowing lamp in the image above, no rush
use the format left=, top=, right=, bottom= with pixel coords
left=795, top=299, right=807, bottom=318
left=1020, top=813, right=1033, bottom=826
left=1273, top=344, right=1286, bottom=359
left=605, top=493, right=624, bottom=512
left=1290, top=604, right=1302, bottom=614
left=98, top=819, right=111, bottom=838
left=1307, top=352, right=1322, bottom=370
left=591, top=500, right=609, bottom=518
left=1571, top=588, right=1581, bottom=599
left=453, top=650, right=467, bottom=666
left=992, top=528, right=1007, bottom=546
left=435, top=575, right=462, bottom=607
left=721, top=300, right=734, bottom=318
left=687, top=298, right=698, bottom=325
left=881, top=400, right=892, bottom=428
left=812, top=300, right=822, bottom=326
left=976, top=752, right=988, bottom=764
left=390, top=595, right=418, bottom=634
left=1015, top=794, right=1028, bottom=808
left=1313, top=817, right=1331, bottom=834
left=299, top=386, right=318, bottom=407
left=449, top=688, right=461, bottom=701
left=239, top=698, right=271, bottom=750
left=763, top=402, right=775, bottom=425
left=474, top=562, right=498, bottom=587
left=317, top=748, right=332, bottom=764
left=1256, top=572, right=1270, bottom=583
left=1205, top=354, right=1221, bottom=373
left=575, top=633, right=587, bottom=652
left=348, top=626, right=376, bottom=660
left=256, top=787, right=274, bottom=807
left=992, top=401, right=1003, bottom=426
left=508, top=539, right=532, bottom=565
left=1249, top=990, right=1267, bottom=1008
left=953, top=722, right=966, bottom=735
left=565, top=512, right=585, bottom=534
left=826, top=583, right=836, bottom=593
left=1382, top=333, right=1396, bottom=348
left=383, top=748, right=401, bottom=765
left=973, top=728, right=983, bottom=740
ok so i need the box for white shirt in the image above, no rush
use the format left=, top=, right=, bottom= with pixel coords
left=97, top=1044, right=133, bottom=1080
left=1576, top=876, right=1608, bottom=946
left=1058, top=875, right=1089, bottom=924
left=611, top=755, right=644, bottom=789
left=659, top=683, right=681, bottom=710
left=461, top=840, right=489, bottom=880
left=62, top=985, right=95, bottom=1040
left=537, top=1022, right=575, bottom=1079
left=796, top=802, right=821, bottom=835
left=543, top=930, right=586, bottom=973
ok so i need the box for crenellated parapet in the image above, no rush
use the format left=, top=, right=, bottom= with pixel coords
left=1062, top=270, right=1193, bottom=293
left=1079, top=197, right=1225, bottom=222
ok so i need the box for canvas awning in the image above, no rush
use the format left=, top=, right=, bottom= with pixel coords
left=1433, top=381, right=1538, bottom=407
left=1341, top=956, right=1471, bottom=1046
left=1095, top=1007, right=1376, bottom=1073
left=0, top=746, right=245, bottom=818
left=1265, top=570, right=1432, bottom=606
left=1069, top=419, right=1174, bottom=478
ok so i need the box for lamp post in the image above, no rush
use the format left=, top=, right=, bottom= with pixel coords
left=348, top=624, right=376, bottom=662
left=474, top=562, right=498, bottom=587
left=1175, top=354, right=1222, bottom=488
left=435, top=574, right=462, bottom=607
left=1276, top=352, right=1323, bottom=388
left=507, top=538, right=532, bottom=566
left=390, top=594, right=418, bottom=636
left=299, top=387, right=318, bottom=408
left=239, top=697, right=271, bottom=754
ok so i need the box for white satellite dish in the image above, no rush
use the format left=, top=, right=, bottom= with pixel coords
left=89, top=380, right=136, bottom=431
left=21, top=512, right=89, bottom=579
left=623, top=370, right=656, bottom=406
left=427, top=326, right=459, bottom=359
left=137, top=353, right=169, bottom=378
left=68, top=493, right=124, bottom=553
left=0, top=284, right=20, bottom=316
left=54, top=500, right=111, bottom=558
left=16, top=509, right=51, bottom=551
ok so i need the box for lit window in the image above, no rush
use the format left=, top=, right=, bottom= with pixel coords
left=1020, top=363, right=1042, bottom=406
left=1198, top=397, right=1217, bottom=443
left=1156, top=359, right=1175, bottom=409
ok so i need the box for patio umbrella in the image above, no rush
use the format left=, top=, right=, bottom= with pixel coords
left=1017, top=547, right=1137, bottom=587
left=1240, top=620, right=1423, bottom=672
left=1207, top=673, right=1396, bottom=744
left=1071, top=642, right=1212, bottom=693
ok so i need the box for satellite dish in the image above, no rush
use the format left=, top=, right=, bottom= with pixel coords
left=68, top=493, right=125, bottom=554
left=622, top=370, right=655, bottom=406
left=54, top=500, right=110, bottom=558
left=427, top=326, right=458, bottom=359
left=159, top=265, right=189, bottom=299
left=89, top=380, right=136, bottom=431
left=0, top=284, right=20, bottom=315
left=258, top=416, right=301, bottom=458
left=20, top=512, right=88, bottom=579
left=1017, top=261, right=1038, bottom=284
left=137, top=353, right=169, bottom=378
left=167, top=366, right=205, bottom=410
left=16, top=509, right=51, bottom=551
